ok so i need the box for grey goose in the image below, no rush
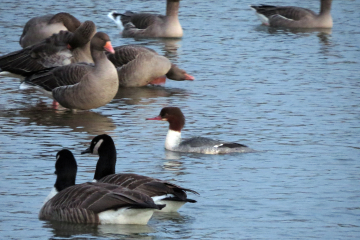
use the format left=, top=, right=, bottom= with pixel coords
left=0, top=21, right=96, bottom=78
left=106, top=45, right=194, bottom=87
left=108, top=0, right=183, bottom=38
left=146, top=107, right=253, bottom=154
left=21, top=32, right=119, bottom=110
left=40, top=149, right=164, bottom=224
left=81, top=134, right=199, bottom=212
left=20, top=12, right=81, bottom=48
left=250, top=0, right=333, bottom=28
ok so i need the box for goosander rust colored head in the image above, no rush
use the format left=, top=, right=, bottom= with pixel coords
left=146, top=107, right=185, bottom=132
left=146, top=107, right=253, bottom=154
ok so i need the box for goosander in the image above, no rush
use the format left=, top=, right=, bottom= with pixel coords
left=146, top=107, right=253, bottom=154
left=250, top=0, right=333, bottom=28
left=40, top=149, right=164, bottom=225
left=81, top=134, right=198, bottom=212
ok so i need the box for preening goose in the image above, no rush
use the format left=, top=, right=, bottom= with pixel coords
left=0, top=21, right=96, bottom=78
left=146, top=107, right=254, bottom=154
left=39, top=149, right=164, bottom=224
left=21, top=32, right=119, bottom=110
left=108, top=0, right=183, bottom=38
left=106, top=45, right=194, bottom=87
left=20, top=12, right=81, bottom=48
left=81, top=134, right=199, bottom=212
left=250, top=0, right=333, bottom=28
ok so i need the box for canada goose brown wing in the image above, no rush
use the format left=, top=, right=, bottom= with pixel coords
left=0, top=31, right=74, bottom=77
left=23, top=63, right=91, bottom=91
left=98, top=173, right=199, bottom=202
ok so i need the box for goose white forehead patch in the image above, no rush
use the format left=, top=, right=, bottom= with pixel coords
left=93, top=139, right=104, bottom=155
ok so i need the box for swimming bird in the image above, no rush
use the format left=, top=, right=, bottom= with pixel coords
left=81, top=134, right=199, bottom=212
left=106, top=45, right=194, bottom=87
left=250, top=0, right=333, bottom=28
left=146, top=107, right=253, bottom=154
left=20, top=32, right=119, bottom=110
left=20, top=12, right=81, bottom=48
left=0, top=21, right=96, bottom=78
left=39, top=149, right=164, bottom=224
left=108, top=0, right=183, bottom=38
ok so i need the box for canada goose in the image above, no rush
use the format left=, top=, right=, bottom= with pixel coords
left=146, top=107, right=253, bottom=154
left=0, top=21, right=96, bottom=78
left=250, top=0, right=333, bottom=28
left=20, top=12, right=81, bottom=48
left=108, top=0, right=183, bottom=38
left=81, top=134, right=199, bottom=212
left=20, top=32, right=119, bottom=110
left=106, top=45, right=194, bottom=87
left=39, top=149, right=164, bottom=224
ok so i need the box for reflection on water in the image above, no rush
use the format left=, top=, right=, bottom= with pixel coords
left=44, top=220, right=154, bottom=239
left=115, top=86, right=189, bottom=105
left=0, top=101, right=117, bottom=135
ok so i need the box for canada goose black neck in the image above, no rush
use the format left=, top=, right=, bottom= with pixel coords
left=93, top=135, right=117, bottom=181
left=54, top=149, right=77, bottom=191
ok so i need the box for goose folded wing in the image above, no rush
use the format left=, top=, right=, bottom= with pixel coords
left=107, top=45, right=156, bottom=67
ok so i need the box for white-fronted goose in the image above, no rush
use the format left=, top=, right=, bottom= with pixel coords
left=20, top=12, right=81, bottom=48
left=81, top=134, right=199, bottom=212
left=108, top=0, right=183, bottom=38
left=0, top=21, right=96, bottom=78
left=40, top=149, right=164, bottom=224
left=21, top=32, right=119, bottom=110
left=106, top=45, right=194, bottom=87
left=146, top=107, right=254, bottom=154
left=250, top=0, right=333, bottom=28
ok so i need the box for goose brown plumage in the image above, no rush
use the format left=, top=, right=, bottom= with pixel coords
left=20, top=12, right=81, bottom=48
left=81, top=134, right=199, bottom=212
left=108, top=0, right=183, bottom=38
left=106, top=45, right=194, bottom=87
left=0, top=21, right=96, bottom=78
left=39, top=149, right=164, bottom=224
left=250, top=0, right=333, bottom=28
left=21, top=32, right=119, bottom=110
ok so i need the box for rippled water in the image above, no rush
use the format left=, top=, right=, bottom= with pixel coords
left=0, top=0, right=359, bottom=239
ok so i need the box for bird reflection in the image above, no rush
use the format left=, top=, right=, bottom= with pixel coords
left=13, top=101, right=116, bottom=135
left=115, top=86, right=188, bottom=105
left=44, top=220, right=154, bottom=238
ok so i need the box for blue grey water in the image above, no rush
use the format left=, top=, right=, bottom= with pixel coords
left=0, top=0, right=359, bottom=239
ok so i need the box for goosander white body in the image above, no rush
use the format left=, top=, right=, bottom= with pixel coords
left=147, top=107, right=253, bottom=154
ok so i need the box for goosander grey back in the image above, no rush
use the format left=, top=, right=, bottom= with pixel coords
left=146, top=107, right=253, bottom=154
left=81, top=134, right=199, bottom=212
left=39, top=149, right=164, bottom=225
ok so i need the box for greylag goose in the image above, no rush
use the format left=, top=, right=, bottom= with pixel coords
left=250, top=0, right=333, bottom=28
left=21, top=32, right=119, bottom=110
left=0, top=21, right=96, bottom=78
left=146, top=107, right=253, bottom=154
left=108, top=0, right=183, bottom=38
left=106, top=45, right=194, bottom=87
left=20, top=12, right=81, bottom=48
left=40, top=149, right=164, bottom=224
left=81, top=134, right=199, bottom=212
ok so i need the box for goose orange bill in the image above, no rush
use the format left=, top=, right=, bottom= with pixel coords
left=184, top=74, right=195, bottom=81
left=104, top=41, right=115, bottom=54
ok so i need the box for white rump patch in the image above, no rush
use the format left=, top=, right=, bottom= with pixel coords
left=107, top=11, right=124, bottom=31
left=42, top=187, right=58, bottom=208
left=98, top=207, right=155, bottom=225
left=152, top=195, right=185, bottom=212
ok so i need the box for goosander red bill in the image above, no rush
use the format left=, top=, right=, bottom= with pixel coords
left=146, top=107, right=253, bottom=154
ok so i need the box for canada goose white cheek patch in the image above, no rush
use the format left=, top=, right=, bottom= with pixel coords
left=93, top=139, right=104, bottom=155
